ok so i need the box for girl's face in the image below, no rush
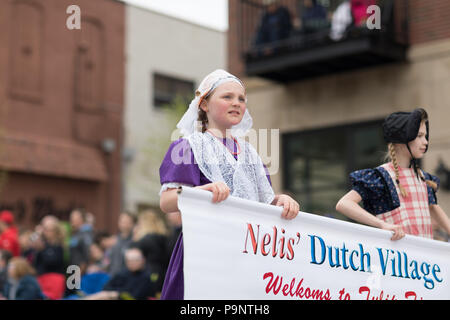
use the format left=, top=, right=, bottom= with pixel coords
left=200, top=81, right=246, bottom=134
left=407, top=121, right=428, bottom=159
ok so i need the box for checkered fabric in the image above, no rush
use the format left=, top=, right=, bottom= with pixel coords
left=378, top=162, right=433, bottom=239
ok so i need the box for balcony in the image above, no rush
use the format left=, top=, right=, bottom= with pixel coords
left=238, top=0, right=409, bottom=82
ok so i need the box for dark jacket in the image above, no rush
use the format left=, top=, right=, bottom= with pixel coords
left=350, top=166, right=440, bottom=215
left=69, top=225, right=93, bottom=268
left=2, top=275, right=44, bottom=300
left=108, top=233, right=133, bottom=276
left=132, top=233, right=170, bottom=292
left=34, top=242, right=65, bottom=275
left=103, top=269, right=156, bottom=300
left=255, top=6, right=292, bottom=45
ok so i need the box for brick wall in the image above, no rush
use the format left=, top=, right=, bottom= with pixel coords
left=408, top=0, right=450, bottom=44
left=0, top=0, right=125, bottom=231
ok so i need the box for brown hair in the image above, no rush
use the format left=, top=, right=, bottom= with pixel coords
left=387, top=143, right=408, bottom=197
left=41, top=215, right=66, bottom=245
left=133, top=210, right=168, bottom=240
left=9, top=256, right=36, bottom=279
left=198, top=93, right=210, bottom=133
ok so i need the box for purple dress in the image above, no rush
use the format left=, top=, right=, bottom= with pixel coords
left=159, top=137, right=270, bottom=300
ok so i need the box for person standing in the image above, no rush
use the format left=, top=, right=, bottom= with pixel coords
left=336, top=108, right=450, bottom=240
left=0, top=210, right=20, bottom=257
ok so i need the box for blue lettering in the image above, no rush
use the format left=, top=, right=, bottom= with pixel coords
left=309, top=235, right=326, bottom=265
left=376, top=248, right=389, bottom=275
left=349, top=250, right=359, bottom=271
left=328, top=246, right=341, bottom=268
left=421, top=262, right=434, bottom=289
left=432, top=264, right=442, bottom=283
left=359, top=244, right=371, bottom=272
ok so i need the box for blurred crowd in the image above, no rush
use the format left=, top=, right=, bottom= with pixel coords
left=253, top=0, right=379, bottom=55
left=0, top=208, right=182, bottom=300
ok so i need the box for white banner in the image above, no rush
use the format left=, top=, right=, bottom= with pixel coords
left=178, top=187, right=450, bottom=300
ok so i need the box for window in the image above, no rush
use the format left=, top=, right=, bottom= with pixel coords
left=283, top=120, right=385, bottom=220
left=74, top=18, right=104, bottom=112
left=153, top=73, right=194, bottom=108
left=9, top=0, right=43, bottom=102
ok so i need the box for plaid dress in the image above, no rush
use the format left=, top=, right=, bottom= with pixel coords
left=378, top=162, right=433, bottom=239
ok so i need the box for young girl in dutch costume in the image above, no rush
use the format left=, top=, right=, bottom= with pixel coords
left=336, top=108, right=450, bottom=241
left=158, top=69, right=300, bottom=299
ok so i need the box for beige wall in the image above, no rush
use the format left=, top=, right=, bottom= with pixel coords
left=244, top=38, right=450, bottom=215
left=125, top=5, right=226, bottom=211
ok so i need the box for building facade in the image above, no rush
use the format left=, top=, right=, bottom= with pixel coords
left=124, top=5, right=226, bottom=212
left=0, top=0, right=125, bottom=232
left=228, top=0, right=450, bottom=232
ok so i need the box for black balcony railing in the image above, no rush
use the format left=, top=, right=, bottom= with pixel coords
left=238, top=0, right=409, bottom=82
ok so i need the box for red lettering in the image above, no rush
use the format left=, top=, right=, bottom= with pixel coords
left=359, top=286, right=371, bottom=300
left=272, top=227, right=278, bottom=257
left=263, top=272, right=282, bottom=295
left=262, top=233, right=271, bottom=256
left=359, top=286, right=397, bottom=300
left=263, top=272, right=331, bottom=300
left=278, top=229, right=285, bottom=258
left=287, top=238, right=295, bottom=260
left=243, top=223, right=259, bottom=254
left=282, top=283, right=289, bottom=296
left=244, top=224, right=299, bottom=260
left=405, top=291, right=422, bottom=300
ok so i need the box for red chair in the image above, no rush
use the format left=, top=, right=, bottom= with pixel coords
left=37, top=273, right=66, bottom=300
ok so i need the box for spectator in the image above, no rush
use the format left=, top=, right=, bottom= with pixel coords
left=131, top=210, right=170, bottom=294
left=32, top=215, right=65, bottom=275
left=19, top=230, right=37, bottom=264
left=1, top=256, right=44, bottom=300
left=166, top=211, right=182, bottom=256
left=86, top=240, right=108, bottom=273
left=254, top=0, right=293, bottom=54
left=84, top=247, right=156, bottom=300
left=108, top=212, right=136, bottom=276
left=351, top=0, right=376, bottom=27
left=299, top=0, right=329, bottom=33
left=69, top=208, right=93, bottom=275
left=0, top=249, right=13, bottom=294
left=0, top=210, right=20, bottom=257
left=329, top=0, right=352, bottom=41
left=92, top=231, right=116, bottom=273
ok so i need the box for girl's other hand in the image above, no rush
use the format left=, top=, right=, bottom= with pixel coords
left=275, top=194, right=300, bottom=220
left=380, top=221, right=405, bottom=241
left=197, top=182, right=230, bottom=203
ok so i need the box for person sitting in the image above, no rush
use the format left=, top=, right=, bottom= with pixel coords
left=33, top=215, right=65, bottom=275
left=1, top=257, right=44, bottom=300
left=0, top=250, right=12, bottom=294
left=329, top=0, right=352, bottom=41
left=131, top=210, right=170, bottom=294
left=254, top=0, right=293, bottom=55
left=351, top=0, right=376, bottom=27
left=299, top=0, right=329, bottom=33
left=82, top=247, right=156, bottom=300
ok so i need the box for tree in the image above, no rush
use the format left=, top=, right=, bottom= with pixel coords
left=125, top=95, right=188, bottom=207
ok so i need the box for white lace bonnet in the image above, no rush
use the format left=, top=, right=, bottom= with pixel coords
left=176, top=69, right=253, bottom=137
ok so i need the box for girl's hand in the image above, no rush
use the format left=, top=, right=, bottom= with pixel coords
left=274, top=194, right=300, bottom=220
left=197, top=182, right=230, bottom=203
left=380, top=221, right=405, bottom=241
